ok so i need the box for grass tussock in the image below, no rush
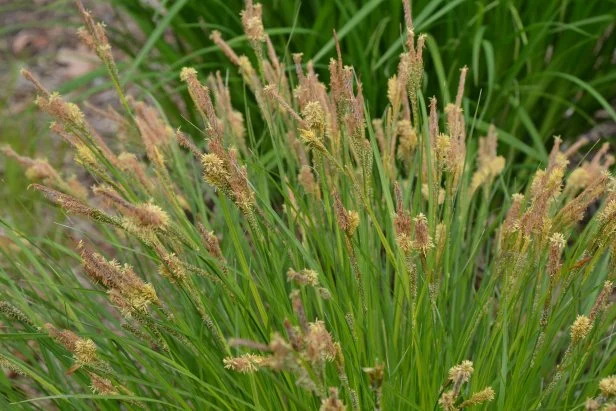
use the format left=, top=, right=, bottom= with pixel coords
left=1, top=1, right=615, bottom=410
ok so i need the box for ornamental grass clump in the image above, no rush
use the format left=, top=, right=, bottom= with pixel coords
left=0, top=0, right=614, bottom=409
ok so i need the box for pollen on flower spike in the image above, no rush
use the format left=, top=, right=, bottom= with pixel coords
left=448, top=360, right=474, bottom=385
left=201, top=153, right=229, bottom=189
left=413, top=213, right=434, bottom=254
left=600, top=375, right=616, bottom=397
left=74, top=338, right=98, bottom=365
left=571, top=315, right=592, bottom=343
left=223, top=354, right=264, bottom=373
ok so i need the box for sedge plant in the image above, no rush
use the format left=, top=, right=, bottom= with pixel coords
left=1, top=1, right=615, bottom=410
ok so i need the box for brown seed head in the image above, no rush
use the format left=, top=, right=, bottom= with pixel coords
left=438, top=390, right=457, bottom=411
left=320, top=387, right=347, bottom=411
left=413, top=213, right=434, bottom=254
left=305, top=320, right=337, bottom=365
left=241, top=2, right=265, bottom=44
left=89, top=373, right=118, bottom=395
left=210, top=31, right=241, bottom=66
left=548, top=232, right=566, bottom=277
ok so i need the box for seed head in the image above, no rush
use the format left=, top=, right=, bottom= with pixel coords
left=0, top=302, right=36, bottom=328
left=240, top=2, right=265, bottom=44
left=470, top=125, right=505, bottom=193
left=31, top=184, right=119, bottom=227
left=502, top=193, right=525, bottom=234
left=459, top=387, right=495, bottom=408
left=209, top=30, right=241, bottom=66
left=223, top=354, right=264, bottom=373
left=305, top=320, right=337, bottom=365
left=600, top=375, right=616, bottom=397
left=134, top=203, right=169, bottom=228
left=413, top=213, right=434, bottom=254
left=267, top=333, right=294, bottom=370
left=397, top=120, right=417, bottom=160
left=333, top=193, right=360, bottom=236
left=438, top=390, right=457, bottom=411
left=363, top=362, right=385, bottom=388
left=159, top=252, right=188, bottom=283
left=548, top=232, right=566, bottom=277
left=0, top=356, right=25, bottom=377
left=302, top=101, right=326, bottom=134
left=198, top=225, right=226, bottom=262
left=421, top=183, right=445, bottom=205
left=590, top=281, right=614, bottom=321
left=287, top=268, right=319, bottom=287
left=201, top=153, right=230, bottom=191
left=89, top=373, right=118, bottom=395
left=347, top=211, right=360, bottom=236
left=180, top=68, right=223, bottom=139
left=298, top=165, right=320, bottom=199
left=34, top=92, right=86, bottom=130
left=320, top=387, right=347, bottom=411
left=571, top=315, right=592, bottom=344
left=567, top=168, right=590, bottom=192
left=299, top=128, right=328, bottom=154
left=585, top=398, right=601, bottom=410
left=74, top=339, right=98, bottom=365
left=45, top=323, right=99, bottom=365
left=80, top=243, right=159, bottom=314
left=448, top=360, right=474, bottom=386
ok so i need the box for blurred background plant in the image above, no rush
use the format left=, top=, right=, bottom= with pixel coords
left=106, top=0, right=616, bottom=154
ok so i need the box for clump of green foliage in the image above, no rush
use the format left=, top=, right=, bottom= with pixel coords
left=1, top=1, right=615, bottom=410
